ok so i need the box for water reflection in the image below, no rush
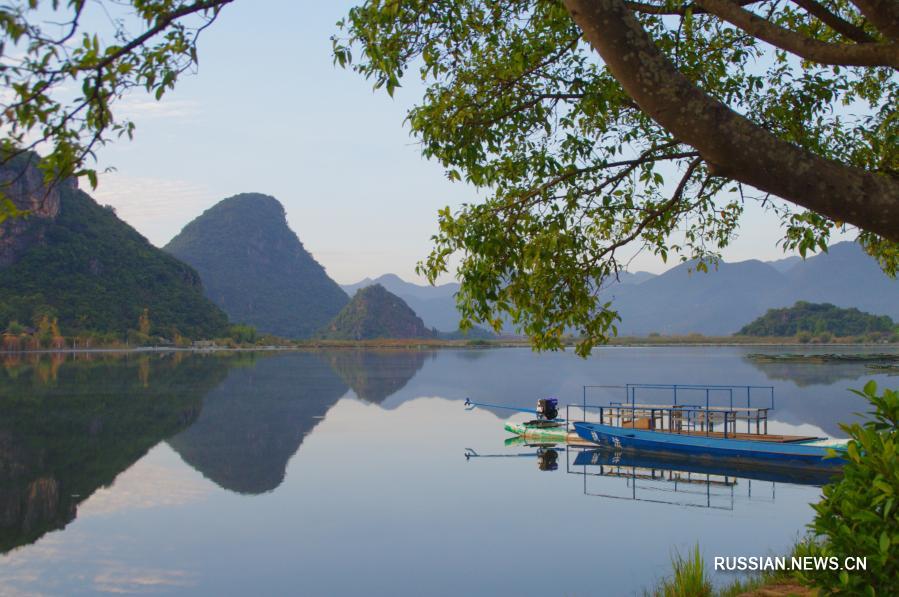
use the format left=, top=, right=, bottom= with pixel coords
left=0, top=346, right=893, bottom=594
left=0, top=348, right=438, bottom=553
left=0, top=352, right=229, bottom=554
left=464, top=445, right=562, bottom=472
left=743, top=348, right=899, bottom=388
left=464, top=440, right=836, bottom=511
left=323, top=349, right=431, bottom=403
left=167, top=353, right=348, bottom=494
left=747, top=359, right=875, bottom=387
left=568, top=447, right=838, bottom=509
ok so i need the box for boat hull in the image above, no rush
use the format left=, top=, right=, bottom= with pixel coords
left=504, top=421, right=582, bottom=444
left=573, top=422, right=845, bottom=470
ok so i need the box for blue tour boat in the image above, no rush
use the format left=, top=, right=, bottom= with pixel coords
left=570, top=384, right=848, bottom=470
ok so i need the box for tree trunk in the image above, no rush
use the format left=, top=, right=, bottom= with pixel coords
left=563, top=0, right=899, bottom=242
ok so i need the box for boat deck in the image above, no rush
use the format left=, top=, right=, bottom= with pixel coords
left=665, top=429, right=818, bottom=443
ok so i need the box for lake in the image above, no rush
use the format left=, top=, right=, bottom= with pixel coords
left=1, top=346, right=895, bottom=595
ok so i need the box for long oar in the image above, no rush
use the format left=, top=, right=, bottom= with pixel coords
left=463, top=398, right=565, bottom=421
left=463, top=397, right=538, bottom=414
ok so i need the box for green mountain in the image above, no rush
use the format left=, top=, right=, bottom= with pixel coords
left=165, top=193, right=348, bottom=339
left=321, top=284, right=436, bottom=340
left=737, top=301, right=897, bottom=337
left=0, top=153, right=229, bottom=338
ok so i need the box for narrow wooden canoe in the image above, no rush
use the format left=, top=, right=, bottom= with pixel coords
left=573, top=421, right=847, bottom=469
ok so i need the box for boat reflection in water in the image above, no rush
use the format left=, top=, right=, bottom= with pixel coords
left=566, top=447, right=839, bottom=510
left=464, top=438, right=839, bottom=510
left=465, top=439, right=563, bottom=472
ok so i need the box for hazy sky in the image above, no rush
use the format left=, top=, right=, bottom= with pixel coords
left=88, top=1, right=851, bottom=284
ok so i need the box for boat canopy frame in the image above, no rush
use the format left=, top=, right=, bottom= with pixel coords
left=571, top=383, right=778, bottom=439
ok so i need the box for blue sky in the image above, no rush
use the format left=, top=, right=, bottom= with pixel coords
left=88, top=1, right=850, bottom=284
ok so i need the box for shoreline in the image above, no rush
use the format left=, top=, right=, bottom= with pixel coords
left=2, top=338, right=897, bottom=355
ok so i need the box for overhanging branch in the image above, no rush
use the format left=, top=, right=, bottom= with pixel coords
left=849, top=0, right=899, bottom=40
left=693, top=0, right=898, bottom=67
left=563, top=0, right=899, bottom=241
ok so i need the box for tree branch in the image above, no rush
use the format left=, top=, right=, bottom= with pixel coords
left=849, top=0, right=899, bottom=40
left=693, top=0, right=898, bottom=67
left=563, top=0, right=899, bottom=241
left=624, top=0, right=875, bottom=45
left=87, top=0, right=233, bottom=73
left=590, top=157, right=703, bottom=266
left=624, top=0, right=759, bottom=16
left=791, top=0, right=874, bottom=43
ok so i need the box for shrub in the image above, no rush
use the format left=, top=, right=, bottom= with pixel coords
left=796, top=331, right=813, bottom=343
left=803, top=381, right=899, bottom=595
left=126, top=329, right=150, bottom=346
left=815, top=331, right=833, bottom=343
left=229, top=324, right=257, bottom=344
left=6, top=320, right=25, bottom=334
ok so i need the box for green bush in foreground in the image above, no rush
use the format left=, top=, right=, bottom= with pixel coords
left=804, top=381, right=899, bottom=596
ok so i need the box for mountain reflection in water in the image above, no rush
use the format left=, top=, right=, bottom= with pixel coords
left=167, top=353, right=348, bottom=494
left=0, top=348, right=430, bottom=551
left=0, top=344, right=895, bottom=591
left=0, top=352, right=230, bottom=553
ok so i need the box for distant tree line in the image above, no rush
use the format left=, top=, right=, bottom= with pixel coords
left=738, top=302, right=897, bottom=340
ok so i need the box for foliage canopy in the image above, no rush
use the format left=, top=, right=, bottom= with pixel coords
left=335, top=0, right=899, bottom=355
left=0, top=0, right=233, bottom=221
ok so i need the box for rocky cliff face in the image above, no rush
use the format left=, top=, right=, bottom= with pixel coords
left=0, top=153, right=74, bottom=267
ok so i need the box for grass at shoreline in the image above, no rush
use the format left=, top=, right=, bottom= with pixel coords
left=648, top=542, right=818, bottom=597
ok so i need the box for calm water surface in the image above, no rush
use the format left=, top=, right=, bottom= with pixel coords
left=1, top=346, right=896, bottom=596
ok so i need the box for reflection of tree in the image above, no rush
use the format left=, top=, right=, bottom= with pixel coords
left=167, top=353, right=348, bottom=495
left=746, top=360, right=874, bottom=388
left=323, top=349, right=431, bottom=403
left=0, top=353, right=230, bottom=554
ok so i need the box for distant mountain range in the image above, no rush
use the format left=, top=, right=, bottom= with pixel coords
left=165, top=193, right=348, bottom=339
left=344, top=242, right=898, bottom=336
left=3, top=153, right=894, bottom=341
left=607, top=243, right=898, bottom=335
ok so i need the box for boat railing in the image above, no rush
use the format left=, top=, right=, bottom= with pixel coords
left=566, top=402, right=770, bottom=438
left=582, top=383, right=775, bottom=412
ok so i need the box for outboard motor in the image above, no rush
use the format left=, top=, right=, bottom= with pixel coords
left=536, top=397, right=559, bottom=421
